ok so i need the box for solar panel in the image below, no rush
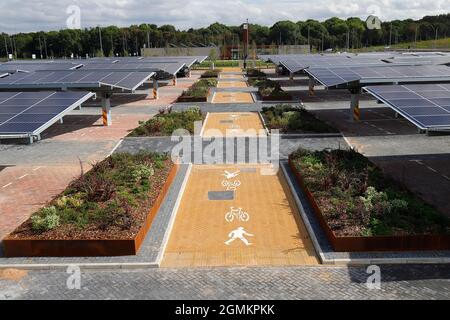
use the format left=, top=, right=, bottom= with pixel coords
left=280, top=55, right=391, bottom=73
left=306, top=65, right=450, bottom=88
left=364, top=84, right=450, bottom=130
left=0, top=71, right=154, bottom=92
left=0, top=91, right=95, bottom=139
left=80, top=62, right=185, bottom=75
left=0, top=62, right=82, bottom=73
left=383, top=56, right=450, bottom=66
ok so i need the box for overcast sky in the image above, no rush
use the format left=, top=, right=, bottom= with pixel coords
left=1, top=0, right=450, bottom=33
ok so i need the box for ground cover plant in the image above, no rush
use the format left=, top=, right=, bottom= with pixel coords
left=246, top=68, right=267, bottom=78
left=178, top=79, right=217, bottom=99
left=130, top=107, right=203, bottom=136
left=291, top=149, right=450, bottom=237
left=9, top=152, right=173, bottom=240
left=249, top=78, right=291, bottom=100
left=200, top=70, right=221, bottom=78
left=261, top=105, right=338, bottom=134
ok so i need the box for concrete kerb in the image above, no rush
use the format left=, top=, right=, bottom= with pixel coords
left=155, top=163, right=193, bottom=266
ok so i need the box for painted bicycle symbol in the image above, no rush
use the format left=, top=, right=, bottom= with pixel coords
left=225, top=207, right=250, bottom=223
left=222, top=179, right=241, bottom=191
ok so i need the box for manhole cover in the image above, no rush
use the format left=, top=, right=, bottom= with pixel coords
left=208, top=191, right=234, bottom=200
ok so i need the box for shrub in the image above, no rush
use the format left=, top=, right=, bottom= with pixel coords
left=31, top=206, right=61, bottom=233
left=261, top=105, right=338, bottom=133
left=181, top=79, right=217, bottom=98
left=130, top=107, right=203, bottom=136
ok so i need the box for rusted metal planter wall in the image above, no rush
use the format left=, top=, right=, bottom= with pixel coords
left=288, top=158, right=450, bottom=252
left=3, top=164, right=179, bottom=257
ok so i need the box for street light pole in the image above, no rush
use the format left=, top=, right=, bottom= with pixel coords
left=98, top=26, right=103, bottom=56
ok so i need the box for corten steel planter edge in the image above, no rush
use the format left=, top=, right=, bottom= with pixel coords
left=288, top=157, right=450, bottom=252
left=3, top=164, right=180, bottom=258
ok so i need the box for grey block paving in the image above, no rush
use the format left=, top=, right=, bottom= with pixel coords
left=1, top=264, right=449, bottom=300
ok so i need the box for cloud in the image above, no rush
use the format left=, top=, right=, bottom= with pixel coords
left=0, top=0, right=449, bottom=33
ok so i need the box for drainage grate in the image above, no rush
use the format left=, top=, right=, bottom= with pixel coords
left=220, top=120, right=234, bottom=124
left=208, top=191, right=235, bottom=200
left=240, top=168, right=257, bottom=173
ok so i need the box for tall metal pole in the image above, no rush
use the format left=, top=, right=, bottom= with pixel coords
left=414, top=25, right=418, bottom=48
left=307, top=26, right=310, bottom=48
left=321, top=32, right=324, bottom=52
left=38, top=35, right=43, bottom=59
left=3, top=35, right=8, bottom=59
left=389, top=23, right=392, bottom=47
left=44, top=36, right=48, bottom=59
left=435, top=27, right=438, bottom=49
left=98, top=26, right=103, bottom=56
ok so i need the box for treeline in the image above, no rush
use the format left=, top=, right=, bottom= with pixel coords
left=1, top=14, right=449, bottom=59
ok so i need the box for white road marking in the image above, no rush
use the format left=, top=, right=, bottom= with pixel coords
left=2, top=182, right=12, bottom=188
left=18, top=174, right=28, bottom=180
left=33, top=166, right=43, bottom=171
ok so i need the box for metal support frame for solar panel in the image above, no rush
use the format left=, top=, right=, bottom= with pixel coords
left=0, top=71, right=155, bottom=93
left=364, top=84, right=450, bottom=132
left=0, top=91, right=95, bottom=142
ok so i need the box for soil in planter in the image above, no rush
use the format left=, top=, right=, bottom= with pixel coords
left=8, top=152, right=174, bottom=241
left=290, top=148, right=450, bottom=237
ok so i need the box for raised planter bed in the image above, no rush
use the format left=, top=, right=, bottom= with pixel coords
left=177, top=79, right=216, bottom=103
left=129, top=107, right=204, bottom=137
left=261, top=105, right=338, bottom=134
left=200, top=70, right=221, bottom=79
left=259, top=93, right=293, bottom=101
left=288, top=153, right=450, bottom=252
left=177, top=94, right=209, bottom=103
left=3, top=156, right=179, bottom=257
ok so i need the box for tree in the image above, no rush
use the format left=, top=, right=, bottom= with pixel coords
left=270, top=21, right=299, bottom=45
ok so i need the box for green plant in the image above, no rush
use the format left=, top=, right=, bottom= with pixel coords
left=262, top=105, right=338, bottom=133
left=31, top=206, right=61, bottom=233
left=130, top=107, right=203, bottom=136
left=130, top=164, right=154, bottom=182
left=291, top=149, right=450, bottom=237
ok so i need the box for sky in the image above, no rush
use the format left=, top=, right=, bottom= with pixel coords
left=1, top=0, right=450, bottom=34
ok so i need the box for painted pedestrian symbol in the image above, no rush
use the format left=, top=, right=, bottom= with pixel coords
left=225, top=207, right=250, bottom=222
left=225, top=227, right=254, bottom=246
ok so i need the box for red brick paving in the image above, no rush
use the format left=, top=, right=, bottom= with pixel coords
left=0, top=165, right=83, bottom=239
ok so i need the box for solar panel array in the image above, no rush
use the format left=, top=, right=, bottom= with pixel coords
left=0, top=62, right=82, bottom=73
left=364, top=84, right=450, bottom=130
left=0, top=91, right=94, bottom=136
left=305, top=65, right=450, bottom=88
left=280, top=56, right=391, bottom=73
left=0, top=70, right=154, bottom=91
left=80, top=62, right=185, bottom=75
